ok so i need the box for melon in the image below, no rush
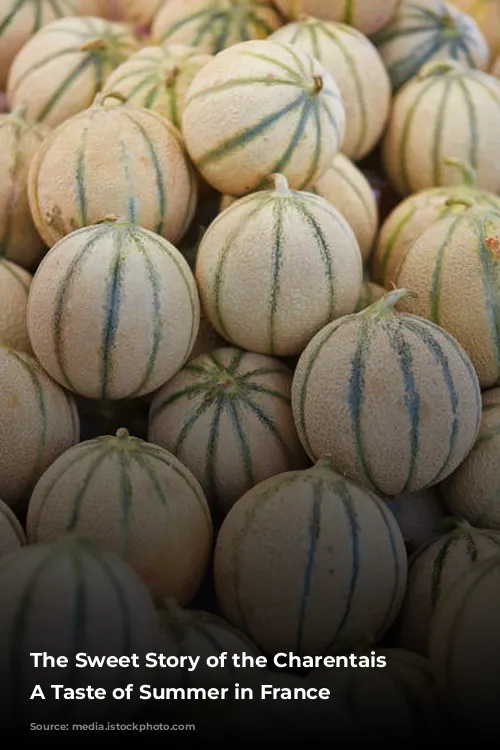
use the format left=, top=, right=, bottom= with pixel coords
left=382, top=58, right=500, bottom=196
left=441, top=387, right=500, bottom=529
left=214, top=458, right=407, bottom=656
left=26, top=219, right=200, bottom=401
left=196, top=174, right=362, bottom=357
left=291, top=288, right=482, bottom=497
left=0, top=0, right=79, bottom=91
left=385, top=487, right=448, bottom=554
left=148, top=346, right=309, bottom=517
left=0, top=107, right=48, bottom=270
left=394, top=199, right=500, bottom=388
left=372, top=157, right=500, bottom=288
left=116, top=0, right=164, bottom=27
left=452, top=0, right=500, bottom=62
left=372, top=0, right=489, bottom=92
left=101, top=44, right=212, bottom=130
left=398, top=519, right=500, bottom=659
left=6, top=16, right=140, bottom=129
left=181, top=39, right=346, bottom=196
left=221, top=153, right=379, bottom=264
left=26, top=429, right=212, bottom=604
left=27, top=94, right=197, bottom=248
left=0, top=346, right=79, bottom=511
left=269, top=16, right=391, bottom=161
left=274, top=1, right=400, bottom=36
left=0, top=258, right=32, bottom=353
left=307, top=648, right=440, bottom=739
left=429, top=554, right=500, bottom=736
left=151, top=0, right=283, bottom=55
left=77, top=0, right=110, bottom=15
left=355, top=280, right=385, bottom=311
left=0, top=536, right=161, bottom=727
left=0, top=499, right=26, bottom=557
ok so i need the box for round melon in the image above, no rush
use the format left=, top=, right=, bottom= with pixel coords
left=0, top=499, right=26, bottom=557
left=441, top=387, right=500, bottom=530
left=291, top=288, right=482, bottom=497
left=394, top=200, right=500, bottom=388
left=269, top=16, right=391, bottom=161
left=429, top=554, right=500, bottom=736
left=6, top=16, right=140, bottom=129
left=398, top=519, right=500, bottom=658
left=100, top=44, right=212, bottom=130
left=372, top=157, right=500, bottom=287
left=27, top=94, right=197, bottom=248
left=148, top=346, right=309, bottom=517
left=214, top=458, right=407, bottom=656
left=0, top=0, right=79, bottom=91
left=181, top=39, right=345, bottom=196
left=274, top=1, right=400, bottom=36
left=372, top=0, right=489, bottom=92
left=452, top=0, right=500, bottom=62
left=0, top=536, right=161, bottom=727
left=0, top=346, right=79, bottom=511
left=382, top=59, right=500, bottom=196
left=0, top=258, right=32, bottom=353
left=307, top=648, right=440, bottom=739
left=26, top=429, right=212, bottom=604
left=151, top=0, right=283, bottom=55
left=385, top=487, right=447, bottom=554
left=26, top=219, right=200, bottom=401
left=221, top=153, right=379, bottom=264
left=0, top=107, right=48, bottom=270
left=355, top=280, right=385, bottom=311
left=196, top=174, right=362, bottom=357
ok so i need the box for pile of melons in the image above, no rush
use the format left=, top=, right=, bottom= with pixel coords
left=2, top=0, right=500, bottom=740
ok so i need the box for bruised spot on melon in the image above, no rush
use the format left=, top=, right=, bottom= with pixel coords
left=486, top=236, right=500, bottom=257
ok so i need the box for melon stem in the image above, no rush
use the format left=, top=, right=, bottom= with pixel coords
left=418, top=59, right=464, bottom=79
left=444, top=196, right=476, bottom=209
left=444, top=157, right=477, bottom=187
left=365, top=288, right=417, bottom=317
left=311, top=75, right=323, bottom=94
left=93, top=91, right=128, bottom=107
left=434, top=516, right=472, bottom=534
left=165, top=65, right=180, bottom=88
left=270, top=173, right=291, bottom=195
left=81, top=37, right=108, bottom=53
left=116, top=428, right=130, bottom=440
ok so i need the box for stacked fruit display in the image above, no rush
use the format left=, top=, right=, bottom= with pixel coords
left=1, top=0, right=500, bottom=739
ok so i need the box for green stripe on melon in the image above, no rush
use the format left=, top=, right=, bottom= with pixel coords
left=291, top=289, right=482, bottom=497
left=0, top=535, right=161, bottom=726
left=214, top=458, right=407, bottom=656
left=6, top=15, right=140, bottom=128
left=0, top=498, right=26, bottom=556
left=372, top=0, right=489, bottom=92
left=151, top=0, right=283, bottom=56
left=148, top=346, right=309, bottom=517
left=398, top=518, right=500, bottom=656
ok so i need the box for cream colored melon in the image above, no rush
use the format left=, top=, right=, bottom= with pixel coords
left=0, top=498, right=26, bottom=557
left=214, top=459, right=407, bottom=656
left=398, top=520, right=500, bottom=656
left=274, top=0, right=400, bottom=35
left=7, top=16, right=140, bottom=128
left=441, top=387, right=500, bottom=529
left=270, top=17, right=391, bottom=161
left=373, top=0, right=489, bottom=91
left=385, top=487, right=447, bottom=554
left=196, top=174, right=362, bottom=357
left=0, top=258, right=32, bottom=353
left=355, top=280, right=385, bottom=311
left=27, top=220, right=200, bottom=400
left=101, top=44, right=212, bottom=130
left=181, top=39, right=345, bottom=197
left=151, top=0, right=283, bottom=55
left=0, top=346, right=79, bottom=511
left=26, top=429, right=213, bottom=605
left=28, top=94, right=197, bottom=248
left=0, top=0, right=79, bottom=91
left=372, top=158, right=500, bottom=287
left=0, top=107, right=48, bottom=270
left=452, top=0, right=500, bottom=62
left=429, top=554, right=500, bottom=736
left=291, top=289, right=482, bottom=497
left=148, top=346, right=309, bottom=516
left=394, top=200, right=500, bottom=388
left=382, top=59, right=500, bottom=196
left=0, top=536, right=162, bottom=725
